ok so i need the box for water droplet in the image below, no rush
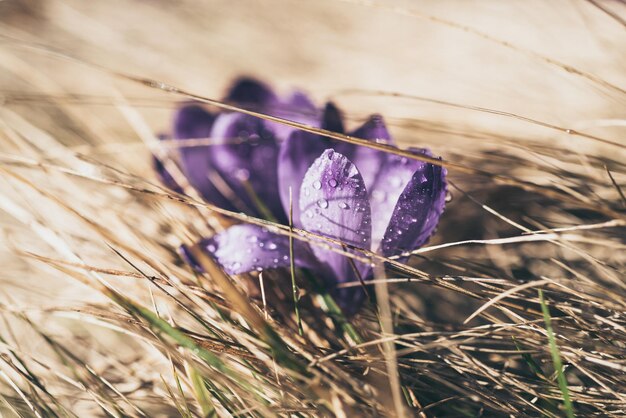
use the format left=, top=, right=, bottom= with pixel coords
left=232, top=262, right=242, bottom=270
left=327, top=150, right=334, bottom=160
left=313, top=180, right=322, bottom=190
left=234, top=168, right=250, bottom=181
left=338, top=202, right=349, bottom=209
left=317, top=198, right=329, bottom=209
left=273, top=258, right=279, bottom=263
left=253, top=258, right=259, bottom=263
left=207, top=244, right=216, bottom=253
left=267, top=242, right=278, bottom=250
left=306, top=210, right=314, bottom=218
left=328, top=178, right=338, bottom=188
left=283, top=255, right=289, bottom=261
left=255, top=266, right=263, bottom=272
left=247, top=235, right=258, bottom=243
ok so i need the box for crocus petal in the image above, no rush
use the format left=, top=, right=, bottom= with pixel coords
left=352, top=114, right=393, bottom=144
left=346, top=115, right=394, bottom=191
left=285, top=91, right=316, bottom=113
left=200, top=224, right=317, bottom=274
left=368, top=151, right=428, bottom=251
left=179, top=242, right=206, bottom=272
left=153, top=156, right=184, bottom=194
left=174, top=104, right=215, bottom=140
left=268, top=91, right=319, bottom=139
left=299, top=149, right=372, bottom=284
left=173, top=105, right=235, bottom=209
left=277, top=131, right=331, bottom=226
left=209, top=112, right=286, bottom=222
left=321, top=102, right=345, bottom=134
left=225, top=77, right=277, bottom=107
left=380, top=154, right=447, bottom=257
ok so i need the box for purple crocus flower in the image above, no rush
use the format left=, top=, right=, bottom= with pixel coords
left=158, top=78, right=447, bottom=311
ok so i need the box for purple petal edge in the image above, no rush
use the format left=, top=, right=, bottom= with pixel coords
left=225, top=77, right=277, bottom=107
left=201, top=224, right=317, bottom=275
left=380, top=153, right=447, bottom=257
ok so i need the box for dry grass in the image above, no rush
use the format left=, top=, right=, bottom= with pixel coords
left=0, top=1, right=625, bottom=416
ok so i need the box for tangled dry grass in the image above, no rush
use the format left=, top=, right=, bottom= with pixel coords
left=0, top=1, right=625, bottom=416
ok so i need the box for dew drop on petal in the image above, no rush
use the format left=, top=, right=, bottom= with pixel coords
left=390, top=177, right=403, bottom=188
left=234, top=168, right=250, bottom=181
left=317, top=198, right=329, bottom=209
left=267, top=242, right=278, bottom=250
left=313, top=180, right=322, bottom=190
left=255, top=266, right=263, bottom=272
left=232, top=262, right=242, bottom=270
left=338, top=202, right=349, bottom=209
left=328, top=178, right=338, bottom=188
left=247, top=235, right=258, bottom=243
left=306, top=210, right=314, bottom=218
left=207, top=244, right=216, bottom=253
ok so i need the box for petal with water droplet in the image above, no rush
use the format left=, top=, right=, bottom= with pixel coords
left=190, top=224, right=317, bottom=275
left=380, top=154, right=447, bottom=257
left=299, top=149, right=372, bottom=295
left=368, top=149, right=433, bottom=250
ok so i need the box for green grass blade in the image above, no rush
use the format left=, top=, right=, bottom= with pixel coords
left=538, top=289, right=575, bottom=418
left=188, top=368, right=216, bottom=418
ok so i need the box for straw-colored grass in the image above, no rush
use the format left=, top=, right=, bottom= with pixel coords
left=0, top=1, right=625, bottom=416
